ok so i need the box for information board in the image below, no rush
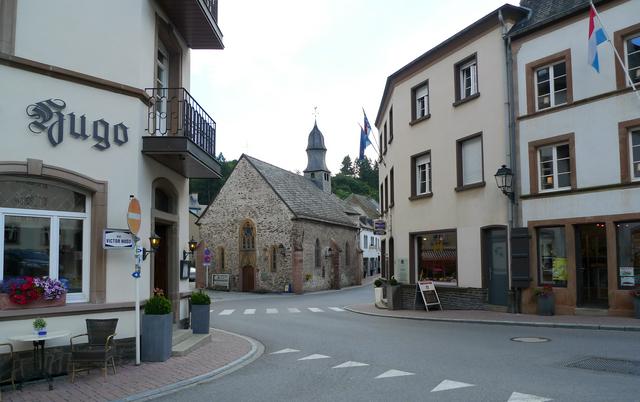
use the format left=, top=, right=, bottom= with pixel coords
left=213, top=274, right=230, bottom=290
left=417, top=280, right=442, bottom=311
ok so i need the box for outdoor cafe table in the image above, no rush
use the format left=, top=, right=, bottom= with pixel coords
left=9, top=330, right=70, bottom=390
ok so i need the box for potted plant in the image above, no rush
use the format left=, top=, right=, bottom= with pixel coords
left=141, top=288, right=172, bottom=362
left=190, top=290, right=211, bottom=334
left=373, top=279, right=383, bottom=305
left=387, top=276, right=401, bottom=310
left=631, top=287, right=640, bottom=319
left=534, top=284, right=555, bottom=316
left=33, top=317, right=47, bottom=336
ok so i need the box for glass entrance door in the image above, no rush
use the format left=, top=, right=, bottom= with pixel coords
left=484, top=228, right=508, bottom=306
left=575, top=223, right=608, bottom=307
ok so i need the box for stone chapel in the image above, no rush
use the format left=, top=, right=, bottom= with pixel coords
left=197, top=122, right=361, bottom=293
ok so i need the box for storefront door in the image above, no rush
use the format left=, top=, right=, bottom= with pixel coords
left=575, top=224, right=608, bottom=307
left=483, top=228, right=508, bottom=306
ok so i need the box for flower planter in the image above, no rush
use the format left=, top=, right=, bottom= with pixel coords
left=536, top=294, right=555, bottom=316
left=191, top=304, right=211, bottom=334
left=387, top=285, right=401, bottom=310
left=374, top=287, right=383, bottom=304
left=141, top=312, right=172, bottom=362
left=0, top=293, right=66, bottom=310
left=634, top=298, right=640, bottom=319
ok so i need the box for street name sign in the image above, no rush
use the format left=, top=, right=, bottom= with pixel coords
left=103, top=229, right=134, bottom=249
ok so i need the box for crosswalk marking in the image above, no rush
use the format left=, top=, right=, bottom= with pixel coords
left=375, top=369, right=415, bottom=379
left=298, top=354, right=330, bottom=361
left=308, top=307, right=324, bottom=312
left=288, top=308, right=301, bottom=313
left=266, top=308, right=278, bottom=314
left=243, top=309, right=256, bottom=315
left=332, top=361, right=369, bottom=368
left=219, top=309, right=235, bottom=315
left=328, top=307, right=345, bottom=312
left=431, top=380, right=475, bottom=392
left=508, top=392, right=552, bottom=402
left=216, top=307, right=348, bottom=316
left=270, top=348, right=300, bottom=355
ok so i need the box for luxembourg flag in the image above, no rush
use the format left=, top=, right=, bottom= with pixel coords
left=588, top=4, right=607, bottom=73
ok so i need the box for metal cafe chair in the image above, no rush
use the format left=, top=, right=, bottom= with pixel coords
left=68, top=319, right=118, bottom=382
left=0, top=343, right=17, bottom=400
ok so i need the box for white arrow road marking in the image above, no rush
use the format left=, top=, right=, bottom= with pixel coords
left=209, top=309, right=214, bottom=313
left=308, top=307, right=324, bottom=312
left=328, top=307, right=345, bottom=312
left=332, top=361, right=369, bottom=368
left=270, top=348, right=300, bottom=355
left=508, top=392, right=553, bottom=402
left=243, top=309, right=256, bottom=315
left=375, top=370, right=415, bottom=379
left=266, top=308, right=278, bottom=314
left=298, top=354, right=331, bottom=361
left=219, top=309, right=234, bottom=315
left=288, top=308, right=301, bottom=313
left=430, top=380, right=475, bottom=392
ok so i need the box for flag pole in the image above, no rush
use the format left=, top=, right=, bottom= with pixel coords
left=590, top=1, right=640, bottom=100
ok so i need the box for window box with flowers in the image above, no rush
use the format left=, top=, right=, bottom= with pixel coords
left=0, top=276, right=67, bottom=310
left=533, top=285, right=555, bottom=316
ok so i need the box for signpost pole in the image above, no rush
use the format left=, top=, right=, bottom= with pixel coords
left=135, top=240, right=140, bottom=366
left=127, top=196, right=142, bottom=366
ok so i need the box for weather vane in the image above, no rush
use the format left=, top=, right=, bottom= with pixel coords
left=312, top=106, right=319, bottom=119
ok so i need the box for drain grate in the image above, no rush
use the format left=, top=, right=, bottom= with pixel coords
left=565, top=357, right=640, bottom=376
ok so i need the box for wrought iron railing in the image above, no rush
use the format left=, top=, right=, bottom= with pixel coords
left=202, top=0, right=218, bottom=22
left=146, top=87, right=216, bottom=158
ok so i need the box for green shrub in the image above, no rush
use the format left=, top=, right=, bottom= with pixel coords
left=33, top=317, right=47, bottom=330
left=374, top=279, right=383, bottom=287
left=144, top=288, right=172, bottom=315
left=389, top=276, right=398, bottom=286
left=191, top=290, right=211, bottom=305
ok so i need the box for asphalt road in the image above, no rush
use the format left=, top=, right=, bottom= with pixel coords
left=158, top=285, right=640, bottom=402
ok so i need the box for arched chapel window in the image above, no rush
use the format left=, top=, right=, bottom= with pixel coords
left=241, top=221, right=255, bottom=250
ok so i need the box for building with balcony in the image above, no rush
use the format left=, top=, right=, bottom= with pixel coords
left=510, top=0, right=640, bottom=315
left=0, top=0, right=223, bottom=344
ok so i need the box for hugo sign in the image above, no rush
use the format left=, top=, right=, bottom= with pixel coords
left=26, top=98, right=128, bottom=151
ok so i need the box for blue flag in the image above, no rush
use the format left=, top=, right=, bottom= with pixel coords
left=363, top=109, right=372, bottom=135
left=359, top=123, right=372, bottom=159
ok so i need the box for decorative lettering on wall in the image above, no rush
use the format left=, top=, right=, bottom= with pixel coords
left=26, top=98, right=129, bottom=151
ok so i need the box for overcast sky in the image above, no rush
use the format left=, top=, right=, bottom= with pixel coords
left=190, top=0, right=518, bottom=174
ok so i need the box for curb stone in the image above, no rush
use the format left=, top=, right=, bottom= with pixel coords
left=343, top=306, right=640, bottom=332
left=117, top=329, right=264, bottom=401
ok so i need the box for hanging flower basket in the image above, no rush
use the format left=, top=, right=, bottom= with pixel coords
left=0, top=276, right=67, bottom=310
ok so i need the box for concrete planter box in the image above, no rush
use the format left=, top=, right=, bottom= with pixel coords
left=374, top=287, right=383, bottom=304
left=536, top=294, right=555, bottom=316
left=141, top=312, right=172, bottom=362
left=191, top=304, right=211, bottom=334
left=387, top=285, right=401, bottom=310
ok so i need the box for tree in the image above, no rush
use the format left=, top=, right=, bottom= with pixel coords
left=189, top=158, right=237, bottom=206
left=339, top=155, right=355, bottom=176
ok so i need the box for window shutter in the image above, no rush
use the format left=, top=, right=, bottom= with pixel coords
left=462, top=136, right=482, bottom=185
left=510, top=227, right=531, bottom=288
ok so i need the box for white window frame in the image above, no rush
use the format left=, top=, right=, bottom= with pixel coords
left=537, top=143, right=571, bottom=192
left=624, top=34, right=640, bottom=85
left=0, top=200, right=91, bottom=303
left=459, top=59, right=477, bottom=100
left=415, top=154, right=432, bottom=196
left=415, top=83, right=429, bottom=119
left=630, top=128, right=640, bottom=181
left=534, top=61, right=567, bottom=111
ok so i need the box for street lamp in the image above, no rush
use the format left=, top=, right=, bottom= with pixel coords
left=142, top=233, right=161, bottom=261
left=183, top=238, right=198, bottom=260
left=494, top=164, right=514, bottom=202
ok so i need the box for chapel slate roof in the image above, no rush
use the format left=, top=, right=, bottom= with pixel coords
left=510, top=0, right=607, bottom=37
left=244, top=155, right=357, bottom=228
left=344, top=194, right=380, bottom=219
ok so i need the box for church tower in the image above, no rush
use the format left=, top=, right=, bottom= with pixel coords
left=304, top=120, right=331, bottom=193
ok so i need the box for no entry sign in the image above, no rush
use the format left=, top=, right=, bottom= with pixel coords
left=127, top=197, right=141, bottom=235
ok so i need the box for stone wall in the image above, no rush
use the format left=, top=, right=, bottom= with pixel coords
left=397, top=285, right=488, bottom=310
left=198, top=158, right=296, bottom=293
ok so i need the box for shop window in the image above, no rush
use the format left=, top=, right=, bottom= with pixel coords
left=537, top=227, right=567, bottom=287
left=417, top=231, right=457, bottom=284
left=616, top=221, right=640, bottom=289
left=0, top=179, right=89, bottom=300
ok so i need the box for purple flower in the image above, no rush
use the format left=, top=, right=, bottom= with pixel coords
left=33, top=277, right=67, bottom=300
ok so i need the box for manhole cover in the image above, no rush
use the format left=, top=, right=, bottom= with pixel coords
left=566, top=357, right=640, bottom=376
left=511, top=337, right=550, bottom=343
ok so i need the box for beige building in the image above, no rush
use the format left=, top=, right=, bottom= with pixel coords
left=375, top=4, right=527, bottom=309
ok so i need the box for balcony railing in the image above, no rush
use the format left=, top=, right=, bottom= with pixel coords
left=146, top=87, right=216, bottom=158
